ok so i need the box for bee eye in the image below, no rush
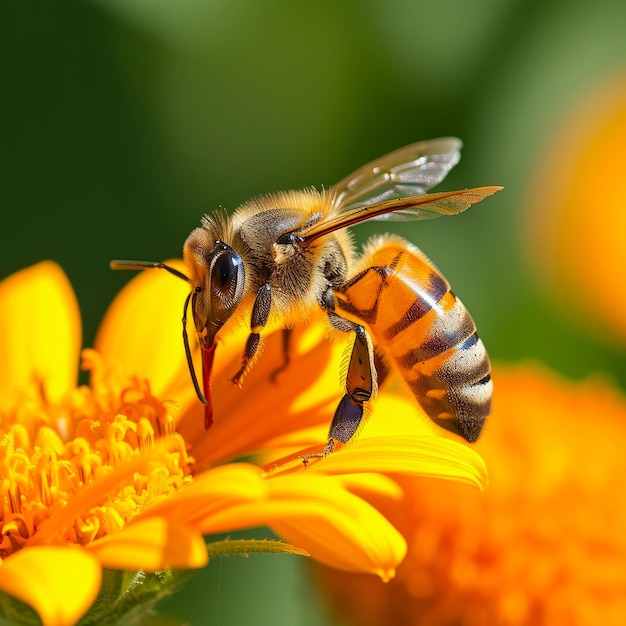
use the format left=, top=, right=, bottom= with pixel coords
left=276, top=232, right=303, bottom=246
left=210, top=246, right=244, bottom=304
left=212, top=252, right=236, bottom=289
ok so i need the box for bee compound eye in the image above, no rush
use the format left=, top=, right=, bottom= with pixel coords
left=212, top=251, right=235, bottom=288
left=209, top=246, right=245, bottom=312
left=276, top=232, right=303, bottom=246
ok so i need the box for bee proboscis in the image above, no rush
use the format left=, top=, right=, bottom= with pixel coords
left=112, top=137, right=501, bottom=450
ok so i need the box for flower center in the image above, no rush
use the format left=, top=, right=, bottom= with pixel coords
left=0, top=349, right=192, bottom=558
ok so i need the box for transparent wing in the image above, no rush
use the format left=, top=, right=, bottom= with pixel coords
left=332, top=137, right=462, bottom=217
left=302, top=187, right=503, bottom=245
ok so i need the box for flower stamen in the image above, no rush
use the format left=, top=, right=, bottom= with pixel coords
left=0, top=349, right=192, bottom=558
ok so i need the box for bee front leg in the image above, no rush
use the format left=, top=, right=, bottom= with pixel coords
left=232, top=282, right=272, bottom=386
left=323, top=310, right=378, bottom=454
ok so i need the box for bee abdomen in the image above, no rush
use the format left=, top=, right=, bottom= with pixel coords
left=393, top=294, right=491, bottom=442
left=342, top=239, right=492, bottom=442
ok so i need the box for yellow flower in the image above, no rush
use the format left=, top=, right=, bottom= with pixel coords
left=0, top=262, right=486, bottom=625
left=524, top=72, right=626, bottom=345
left=316, top=364, right=626, bottom=626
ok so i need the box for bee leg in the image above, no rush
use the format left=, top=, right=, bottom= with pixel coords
left=232, top=283, right=272, bottom=386
left=269, top=328, right=292, bottom=382
left=323, top=311, right=377, bottom=454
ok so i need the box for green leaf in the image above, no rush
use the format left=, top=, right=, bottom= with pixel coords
left=0, top=591, right=40, bottom=626
left=76, top=569, right=191, bottom=626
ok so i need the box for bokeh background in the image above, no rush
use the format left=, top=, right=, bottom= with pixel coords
left=3, top=1, right=626, bottom=624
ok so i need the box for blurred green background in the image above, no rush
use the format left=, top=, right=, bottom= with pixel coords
left=3, top=1, right=626, bottom=624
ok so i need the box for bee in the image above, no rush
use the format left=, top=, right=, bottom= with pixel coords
left=112, top=137, right=501, bottom=450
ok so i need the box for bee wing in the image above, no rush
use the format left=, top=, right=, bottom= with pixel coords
left=332, top=137, right=462, bottom=214
left=301, top=187, right=502, bottom=245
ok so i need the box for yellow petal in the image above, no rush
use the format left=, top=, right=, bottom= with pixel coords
left=260, top=392, right=487, bottom=490
left=271, top=475, right=406, bottom=581
left=358, top=390, right=447, bottom=439
left=95, top=261, right=192, bottom=400
left=0, top=262, right=81, bottom=402
left=0, top=546, right=101, bottom=626
left=273, top=512, right=403, bottom=582
left=138, top=463, right=406, bottom=579
left=332, top=473, right=404, bottom=501
left=198, top=473, right=407, bottom=581
left=308, top=434, right=488, bottom=490
left=87, top=517, right=208, bottom=571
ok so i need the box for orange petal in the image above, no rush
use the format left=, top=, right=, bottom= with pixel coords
left=524, top=73, right=626, bottom=344
left=0, top=546, right=101, bottom=626
left=95, top=261, right=192, bottom=400
left=0, top=262, right=81, bottom=402
left=87, top=517, right=208, bottom=571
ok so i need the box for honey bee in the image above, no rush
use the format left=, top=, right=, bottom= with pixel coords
left=112, top=137, right=501, bottom=450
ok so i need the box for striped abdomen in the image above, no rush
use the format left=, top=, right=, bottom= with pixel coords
left=339, top=237, right=492, bottom=442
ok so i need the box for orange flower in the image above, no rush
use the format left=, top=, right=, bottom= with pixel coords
left=0, top=262, right=487, bottom=625
left=316, top=364, right=626, bottom=626
left=524, top=72, right=626, bottom=345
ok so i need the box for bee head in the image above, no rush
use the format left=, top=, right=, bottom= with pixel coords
left=183, top=227, right=245, bottom=349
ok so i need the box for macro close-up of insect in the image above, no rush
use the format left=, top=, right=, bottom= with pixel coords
left=112, top=137, right=502, bottom=452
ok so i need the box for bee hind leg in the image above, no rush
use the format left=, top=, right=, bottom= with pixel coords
left=322, top=311, right=378, bottom=455
left=269, top=328, right=292, bottom=382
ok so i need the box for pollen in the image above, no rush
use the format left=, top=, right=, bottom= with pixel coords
left=0, top=349, right=192, bottom=558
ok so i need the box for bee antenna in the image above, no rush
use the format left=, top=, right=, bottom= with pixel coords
left=110, top=260, right=190, bottom=282
left=111, top=259, right=206, bottom=405
left=182, top=287, right=208, bottom=405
